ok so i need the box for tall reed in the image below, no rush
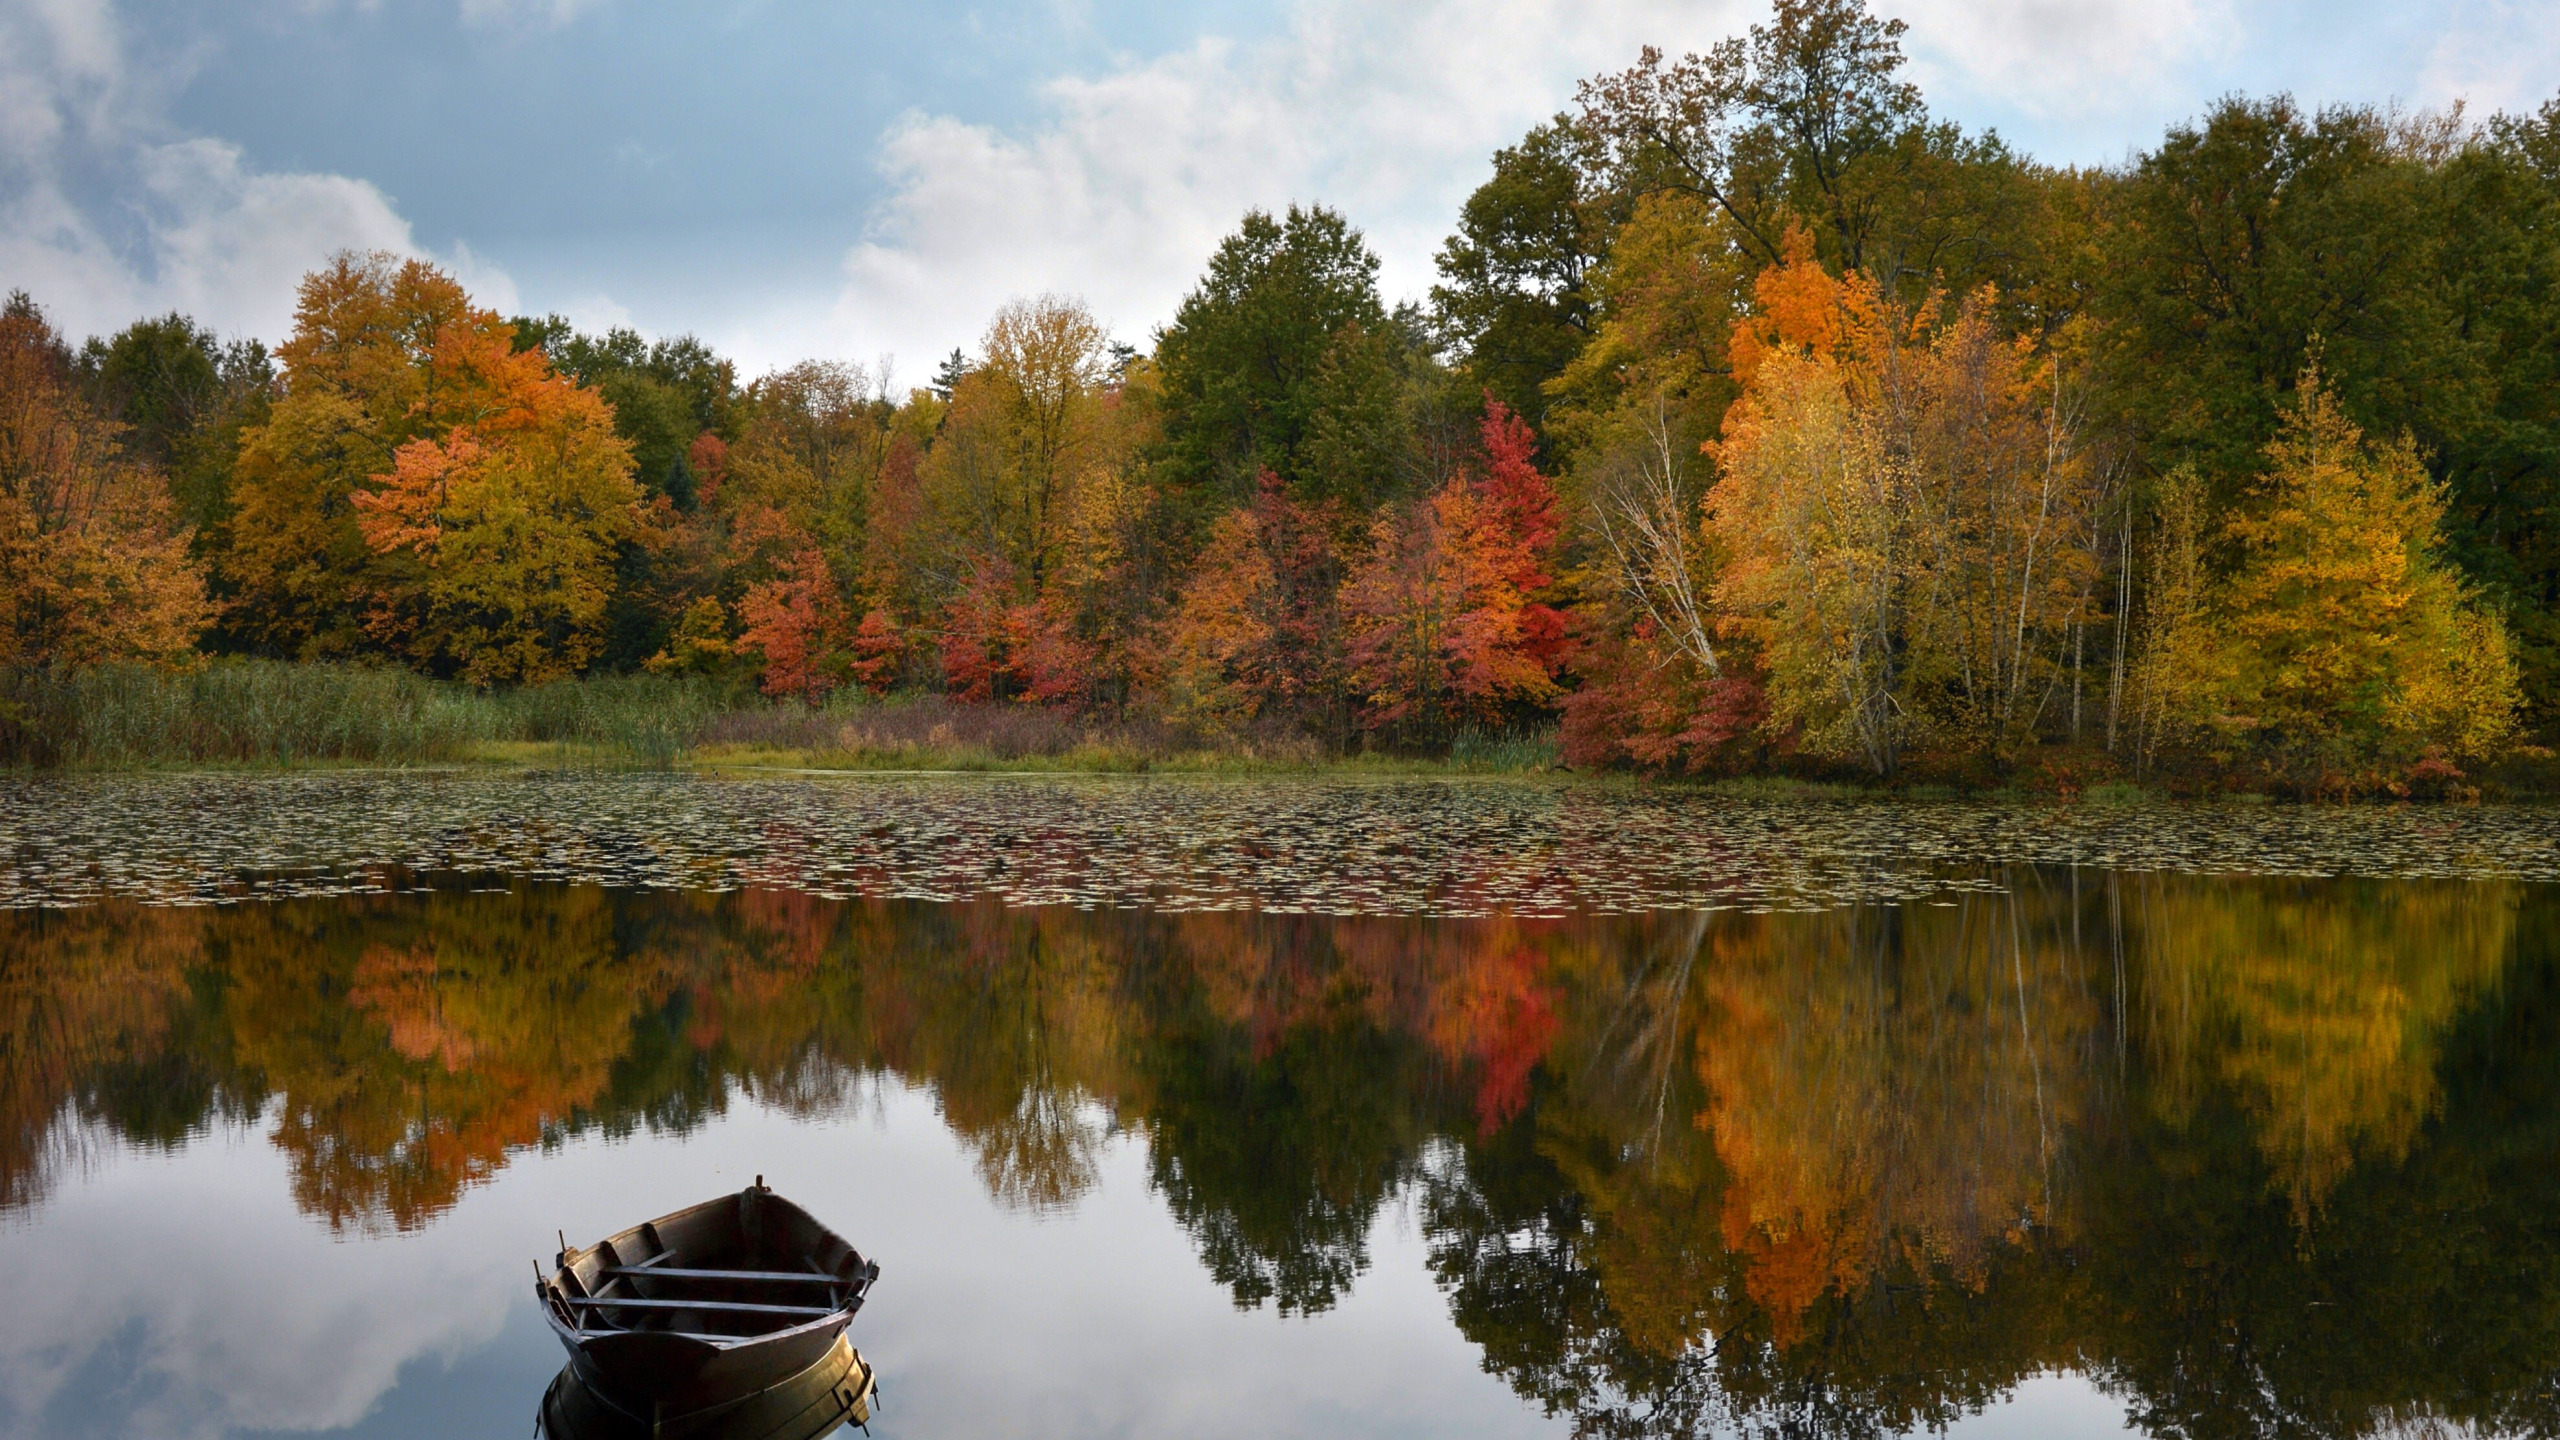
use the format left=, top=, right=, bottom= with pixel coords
left=0, top=662, right=729, bottom=767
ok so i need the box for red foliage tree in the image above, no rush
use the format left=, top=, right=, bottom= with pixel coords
left=848, top=608, right=906, bottom=694
left=737, top=546, right=850, bottom=702
left=936, top=559, right=1093, bottom=708
left=937, top=559, right=1015, bottom=704
left=1560, top=610, right=1773, bottom=773
left=1344, top=400, right=1568, bottom=733
left=686, top=432, right=729, bottom=505
left=1474, top=399, right=1567, bottom=671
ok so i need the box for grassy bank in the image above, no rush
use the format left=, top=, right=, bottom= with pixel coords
left=0, top=661, right=1573, bottom=776
left=0, top=662, right=724, bottom=768
left=23, top=662, right=2522, bottom=799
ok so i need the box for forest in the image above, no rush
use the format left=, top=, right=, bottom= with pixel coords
left=5, top=0, right=2557, bottom=793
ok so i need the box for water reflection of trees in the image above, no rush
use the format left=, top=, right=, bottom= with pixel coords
left=1, top=870, right=2553, bottom=1435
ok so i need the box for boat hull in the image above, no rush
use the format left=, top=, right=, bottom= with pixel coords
left=539, top=1334, right=874, bottom=1440
left=558, top=1318, right=852, bottom=1411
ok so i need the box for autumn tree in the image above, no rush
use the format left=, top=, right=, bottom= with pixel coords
left=1710, top=236, right=2108, bottom=774
left=504, top=321, right=744, bottom=669
left=2135, top=370, right=2519, bottom=788
left=980, top=294, right=1111, bottom=588
left=915, top=298, right=1123, bottom=590
left=667, top=360, right=897, bottom=694
left=1565, top=396, right=1778, bottom=773
left=1343, top=402, right=1567, bottom=737
left=1543, top=192, right=1755, bottom=447
left=348, top=306, right=645, bottom=683
left=1155, top=471, right=1346, bottom=736
left=934, top=556, right=1090, bottom=707
left=0, top=294, right=210, bottom=667
left=717, top=360, right=891, bottom=574
left=905, top=299, right=1153, bottom=708
left=736, top=545, right=851, bottom=702
left=222, top=253, right=522, bottom=659
left=647, top=594, right=734, bottom=678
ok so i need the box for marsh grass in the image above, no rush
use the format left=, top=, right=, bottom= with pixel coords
left=1692, top=774, right=1869, bottom=802
left=4, top=664, right=1666, bottom=779
left=694, top=693, right=1338, bottom=773
left=0, top=661, right=730, bottom=768
left=1446, top=726, right=1563, bottom=773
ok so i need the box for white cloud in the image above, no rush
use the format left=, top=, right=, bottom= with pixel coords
left=1885, top=0, right=2240, bottom=125
left=798, top=0, right=1762, bottom=383
left=131, top=138, right=419, bottom=322
left=792, top=0, right=2257, bottom=378
left=2419, top=0, right=2560, bottom=114
left=0, top=0, right=514, bottom=345
left=557, top=290, right=636, bottom=333
left=440, top=236, right=522, bottom=316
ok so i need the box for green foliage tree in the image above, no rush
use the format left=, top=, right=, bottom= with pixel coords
left=516, top=320, right=741, bottom=508
left=76, top=314, right=275, bottom=537
left=1573, top=0, right=2054, bottom=307
left=2096, top=97, right=2560, bottom=723
left=1154, top=205, right=1401, bottom=509
left=1430, top=121, right=1605, bottom=437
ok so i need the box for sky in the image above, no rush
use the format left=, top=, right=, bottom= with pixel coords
left=5, top=0, right=2559, bottom=381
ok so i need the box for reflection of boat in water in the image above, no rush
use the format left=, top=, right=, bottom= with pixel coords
left=538, top=1335, right=875, bottom=1440
left=537, top=1178, right=881, bottom=1428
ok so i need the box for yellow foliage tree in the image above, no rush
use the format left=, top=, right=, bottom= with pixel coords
left=915, top=297, right=1130, bottom=603
left=221, top=389, right=389, bottom=657
left=351, top=323, right=643, bottom=683
left=222, top=253, right=523, bottom=658
left=1709, top=234, right=2106, bottom=774
left=1545, top=192, right=1752, bottom=451
left=2139, top=369, right=2519, bottom=788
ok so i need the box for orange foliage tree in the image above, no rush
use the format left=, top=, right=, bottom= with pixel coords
left=224, top=253, right=512, bottom=659
left=847, top=608, right=907, bottom=694
left=0, top=296, right=208, bottom=667
left=349, top=312, right=645, bottom=682
left=1155, top=470, right=1346, bottom=735
left=737, top=544, right=852, bottom=701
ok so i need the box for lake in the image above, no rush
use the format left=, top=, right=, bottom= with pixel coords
left=3, top=771, right=2556, bottom=1438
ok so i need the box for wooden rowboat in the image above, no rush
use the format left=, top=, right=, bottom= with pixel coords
left=538, top=1335, right=875, bottom=1440
left=537, top=1178, right=880, bottom=1418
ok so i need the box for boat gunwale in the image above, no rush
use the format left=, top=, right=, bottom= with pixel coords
left=536, top=1184, right=876, bottom=1355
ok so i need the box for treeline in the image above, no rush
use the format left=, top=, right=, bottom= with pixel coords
left=7, top=0, right=2559, bottom=792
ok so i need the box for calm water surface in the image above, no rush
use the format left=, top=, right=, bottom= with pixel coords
left=2, top=772, right=2555, bottom=1439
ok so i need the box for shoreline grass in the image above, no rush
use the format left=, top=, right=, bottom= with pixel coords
left=0, top=662, right=1586, bottom=779
left=7, top=661, right=2545, bottom=801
